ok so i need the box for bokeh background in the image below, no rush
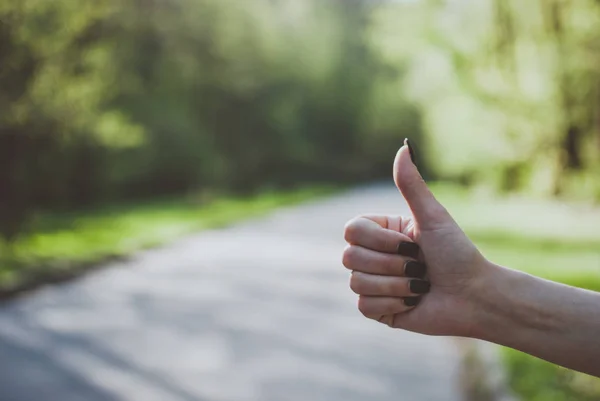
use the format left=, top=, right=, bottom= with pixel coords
left=1, top=0, right=600, bottom=400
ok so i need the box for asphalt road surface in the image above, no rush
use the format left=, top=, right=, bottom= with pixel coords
left=0, top=184, right=462, bottom=401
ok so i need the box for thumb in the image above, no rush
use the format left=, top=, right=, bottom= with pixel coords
left=394, top=139, right=451, bottom=229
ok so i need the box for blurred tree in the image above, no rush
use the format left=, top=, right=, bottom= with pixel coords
left=379, top=0, right=600, bottom=200
left=0, top=0, right=423, bottom=244
left=0, top=0, right=143, bottom=243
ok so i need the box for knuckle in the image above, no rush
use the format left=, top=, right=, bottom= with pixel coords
left=349, top=272, right=363, bottom=294
left=342, top=245, right=358, bottom=269
left=343, top=219, right=359, bottom=243
left=357, top=296, right=372, bottom=317
left=343, top=215, right=366, bottom=243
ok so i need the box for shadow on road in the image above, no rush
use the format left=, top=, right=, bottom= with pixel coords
left=0, top=186, right=461, bottom=401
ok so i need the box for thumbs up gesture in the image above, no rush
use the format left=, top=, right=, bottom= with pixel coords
left=342, top=140, right=488, bottom=337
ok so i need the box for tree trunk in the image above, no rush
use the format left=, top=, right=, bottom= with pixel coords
left=563, top=126, right=582, bottom=170
left=493, top=0, right=517, bottom=77
left=0, top=131, right=32, bottom=243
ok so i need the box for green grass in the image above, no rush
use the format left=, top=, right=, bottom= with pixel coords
left=502, top=271, right=600, bottom=401
left=0, top=186, right=334, bottom=289
left=502, top=286, right=600, bottom=401
left=432, top=183, right=600, bottom=280
left=431, top=183, right=600, bottom=401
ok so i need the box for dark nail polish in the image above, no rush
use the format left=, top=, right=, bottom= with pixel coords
left=410, top=280, right=431, bottom=294
left=405, top=138, right=417, bottom=165
left=404, top=261, right=427, bottom=278
left=397, top=241, right=420, bottom=259
left=404, top=297, right=421, bottom=307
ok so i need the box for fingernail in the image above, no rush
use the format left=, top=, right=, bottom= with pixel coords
left=404, top=138, right=417, bottom=166
left=404, top=261, right=427, bottom=278
left=404, top=297, right=421, bottom=307
left=410, top=280, right=431, bottom=294
left=397, top=241, right=420, bottom=259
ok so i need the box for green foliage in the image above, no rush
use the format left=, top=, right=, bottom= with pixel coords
left=375, top=0, right=600, bottom=200
left=504, top=345, right=600, bottom=401
left=431, top=183, right=600, bottom=278
left=0, top=0, right=422, bottom=244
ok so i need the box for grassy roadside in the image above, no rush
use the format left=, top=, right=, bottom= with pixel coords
left=431, top=183, right=600, bottom=401
left=0, top=186, right=335, bottom=294
left=432, top=183, right=600, bottom=281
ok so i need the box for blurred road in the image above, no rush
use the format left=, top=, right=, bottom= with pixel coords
left=0, top=184, right=462, bottom=401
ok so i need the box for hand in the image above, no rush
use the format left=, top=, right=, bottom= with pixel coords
left=342, top=141, right=490, bottom=337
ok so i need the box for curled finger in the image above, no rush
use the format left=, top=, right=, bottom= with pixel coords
left=344, top=216, right=417, bottom=255
left=357, top=295, right=420, bottom=319
left=343, top=245, right=427, bottom=277
left=350, top=272, right=431, bottom=297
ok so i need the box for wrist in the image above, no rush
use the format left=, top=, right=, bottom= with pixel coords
left=467, top=261, right=530, bottom=344
left=468, top=261, right=562, bottom=347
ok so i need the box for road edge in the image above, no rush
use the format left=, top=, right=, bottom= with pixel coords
left=457, top=338, right=520, bottom=401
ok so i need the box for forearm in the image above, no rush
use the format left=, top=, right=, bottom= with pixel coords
left=473, top=263, right=600, bottom=377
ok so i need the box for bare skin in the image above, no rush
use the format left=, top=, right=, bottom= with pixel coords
left=342, top=143, right=600, bottom=378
